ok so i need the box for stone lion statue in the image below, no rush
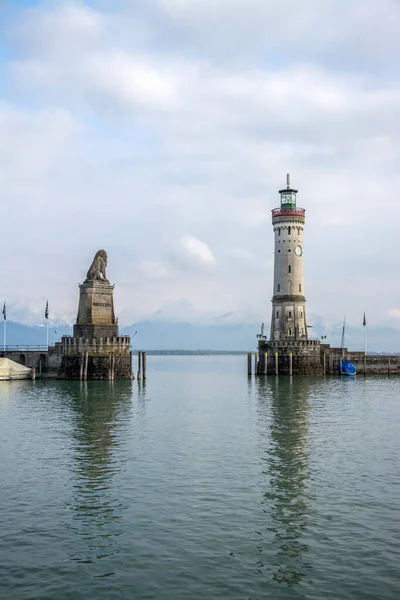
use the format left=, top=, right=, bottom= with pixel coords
left=85, top=249, right=109, bottom=283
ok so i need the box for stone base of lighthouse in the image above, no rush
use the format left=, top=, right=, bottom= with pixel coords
left=257, top=339, right=323, bottom=375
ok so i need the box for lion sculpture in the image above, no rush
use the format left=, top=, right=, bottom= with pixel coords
left=85, top=249, right=109, bottom=283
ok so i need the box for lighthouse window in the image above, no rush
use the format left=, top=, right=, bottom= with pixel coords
left=276, top=311, right=280, bottom=318
left=278, top=228, right=281, bottom=236
left=289, top=329, right=292, bottom=335
left=299, top=284, right=302, bottom=292
left=288, top=311, right=292, bottom=317
left=300, top=311, right=303, bottom=318
left=277, top=284, right=280, bottom=292
left=288, top=227, right=291, bottom=235
left=288, top=265, right=291, bottom=273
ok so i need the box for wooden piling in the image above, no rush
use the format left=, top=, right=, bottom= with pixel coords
left=79, top=357, right=84, bottom=381
left=111, top=353, right=115, bottom=380
left=129, top=351, right=133, bottom=379
left=137, top=351, right=142, bottom=380
left=323, top=352, right=326, bottom=375
left=264, top=352, right=268, bottom=375
left=108, top=352, right=112, bottom=380
left=254, top=352, right=258, bottom=376
left=364, top=352, right=367, bottom=376
left=84, top=351, right=88, bottom=380
left=142, top=352, right=147, bottom=380
left=31, top=367, right=36, bottom=381
left=275, top=352, right=279, bottom=376
left=388, top=356, right=391, bottom=376
left=289, top=352, right=293, bottom=376
left=247, top=352, right=252, bottom=376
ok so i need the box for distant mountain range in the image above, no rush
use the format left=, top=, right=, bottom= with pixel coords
left=2, top=319, right=400, bottom=353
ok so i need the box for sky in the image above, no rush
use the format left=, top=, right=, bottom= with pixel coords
left=1, top=0, right=400, bottom=334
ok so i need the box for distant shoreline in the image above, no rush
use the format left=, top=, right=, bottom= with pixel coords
left=132, top=350, right=250, bottom=356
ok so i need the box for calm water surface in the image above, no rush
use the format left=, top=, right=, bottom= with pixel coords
left=1, top=356, right=399, bottom=599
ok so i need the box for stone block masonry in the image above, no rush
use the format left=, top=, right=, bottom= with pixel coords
left=57, top=250, right=132, bottom=380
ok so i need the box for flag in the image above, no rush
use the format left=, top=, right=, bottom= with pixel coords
left=363, top=311, right=366, bottom=327
left=2, top=302, right=5, bottom=321
left=45, top=300, right=49, bottom=320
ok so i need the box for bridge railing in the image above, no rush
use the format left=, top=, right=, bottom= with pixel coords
left=0, top=346, right=48, bottom=352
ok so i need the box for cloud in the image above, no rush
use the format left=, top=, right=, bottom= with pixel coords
left=178, top=235, right=216, bottom=268
left=0, top=0, right=400, bottom=336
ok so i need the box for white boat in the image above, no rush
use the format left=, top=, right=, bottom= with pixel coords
left=0, top=358, right=32, bottom=380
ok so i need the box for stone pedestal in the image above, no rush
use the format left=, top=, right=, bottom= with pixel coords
left=74, top=281, right=118, bottom=339
left=58, top=250, right=131, bottom=380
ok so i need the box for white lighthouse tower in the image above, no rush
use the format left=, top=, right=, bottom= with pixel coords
left=257, top=175, right=322, bottom=375
left=270, top=174, right=307, bottom=341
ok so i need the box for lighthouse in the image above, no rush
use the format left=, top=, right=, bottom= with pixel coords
left=270, top=174, right=307, bottom=341
left=256, top=175, right=322, bottom=376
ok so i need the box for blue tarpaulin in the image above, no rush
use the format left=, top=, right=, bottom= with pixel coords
left=337, top=360, right=357, bottom=375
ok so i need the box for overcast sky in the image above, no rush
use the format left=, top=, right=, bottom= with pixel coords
left=1, top=0, right=400, bottom=330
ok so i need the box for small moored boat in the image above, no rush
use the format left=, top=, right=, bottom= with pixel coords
left=0, top=358, right=32, bottom=381
left=337, top=317, right=357, bottom=376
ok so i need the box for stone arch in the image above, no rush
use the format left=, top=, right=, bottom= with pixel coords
left=38, top=353, right=46, bottom=375
left=19, top=354, right=26, bottom=365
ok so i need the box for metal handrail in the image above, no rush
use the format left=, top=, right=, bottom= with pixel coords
left=0, top=346, right=48, bottom=351
left=272, top=207, right=305, bottom=217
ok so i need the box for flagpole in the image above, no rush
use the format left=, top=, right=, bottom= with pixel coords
left=2, top=302, right=6, bottom=352
left=45, top=299, right=49, bottom=349
left=364, top=312, right=367, bottom=376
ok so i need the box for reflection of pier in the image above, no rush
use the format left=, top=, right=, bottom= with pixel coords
left=256, top=377, right=314, bottom=587
left=64, top=381, right=132, bottom=567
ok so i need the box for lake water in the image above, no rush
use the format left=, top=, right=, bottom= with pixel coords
left=1, top=356, right=399, bottom=599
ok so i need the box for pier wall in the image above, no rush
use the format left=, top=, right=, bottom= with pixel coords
left=322, top=346, right=400, bottom=375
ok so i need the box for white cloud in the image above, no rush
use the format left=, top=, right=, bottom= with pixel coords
left=178, top=235, right=216, bottom=267
left=0, top=0, right=400, bottom=334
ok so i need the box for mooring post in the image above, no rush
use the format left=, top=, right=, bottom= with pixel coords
left=84, top=351, right=88, bottom=380
left=323, top=352, right=326, bottom=375
left=275, top=352, right=279, bottom=376
left=247, top=352, right=252, bottom=376
left=137, top=351, right=142, bottom=380
left=388, top=356, right=391, bottom=376
left=129, top=351, right=133, bottom=379
left=142, top=352, right=147, bottom=380
left=79, top=356, right=84, bottom=380
left=254, top=352, right=258, bottom=376
left=31, top=367, right=36, bottom=381
left=364, top=352, right=367, bottom=376
left=289, top=352, right=293, bottom=376
left=264, top=352, right=268, bottom=375
left=111, top=353, right=115, bottom=380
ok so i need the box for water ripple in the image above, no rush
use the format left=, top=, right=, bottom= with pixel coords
left=1, top=361, right=400, bottom=599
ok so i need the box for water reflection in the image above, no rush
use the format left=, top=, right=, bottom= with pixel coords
left=256, top=377, right=314, bottom=587
left=62, top=381, right=133, bottom=568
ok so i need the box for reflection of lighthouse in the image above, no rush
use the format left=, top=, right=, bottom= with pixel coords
left=256, top=377, right=313, bottom=586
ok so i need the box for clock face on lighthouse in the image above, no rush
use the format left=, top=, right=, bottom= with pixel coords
left=294, top=245, right=303, bottom=257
